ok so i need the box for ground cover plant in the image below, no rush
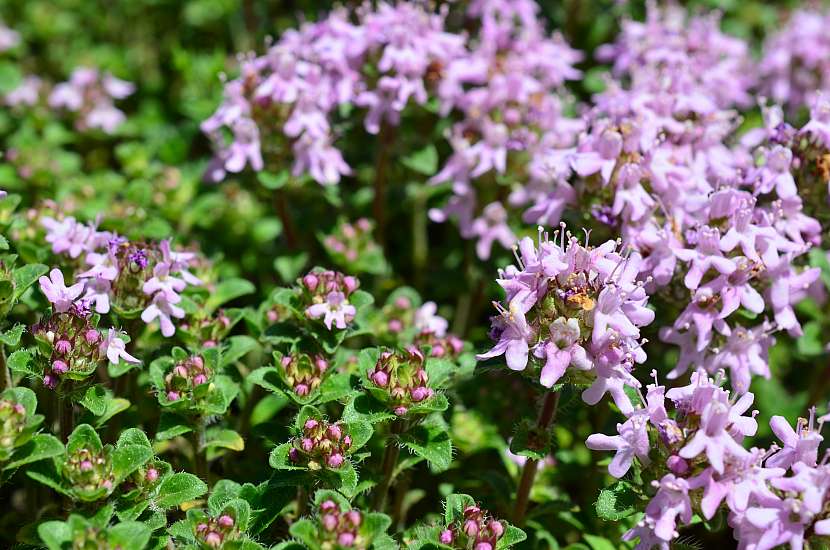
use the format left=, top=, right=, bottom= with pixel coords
left=1, top=0, right=830, bottom=548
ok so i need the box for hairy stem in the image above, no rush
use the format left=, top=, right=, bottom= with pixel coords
left=513, top=390, right=560, bottom=526
left=58, top=391, right=74, bottom=442
left=373, top=123, right=394, bottom=251
left=296, top=485, right=308, bottom=520
left=191, top=417, right=208, bottom=482
left=373, top=420, right=403, bottom=512
left=274, top=191, right=298, bottom=249
left=0, top=345, right=10, bottom=390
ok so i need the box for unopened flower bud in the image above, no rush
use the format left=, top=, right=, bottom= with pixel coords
left=80, top=460, right=93, bottom=471
left=320, top=499, right=337, bottom=512
left=166, top=391, right=180, bottom=401
left=84, top=329, right=100, bottom=344
left=322, top=514, right=338, bottom=531
left=440, top=529, right=454, bottom=544
left=475, top=543, right=493, bottom=550
left=464, top=519, right=479, bottom=537
left=304, top=419, right=318, bottom=431
left=55, top=340, right=72, bottom=355
left=191, top=356, right=204, bottom=369
left=193, top=374, right=208, bottom=385
left=394, top=406, right=408, bottom=416
left=288, top=447, right=300, bottom=462
left=205, top=531, right=222, bottom=547
left=301, top=438, right=314, bottom=452
left=303, top=273, right=319, bottom=292
left=337, top=532, right=355, bottom=547
left=342, top=435, right=352, bottom=448
left=174, top=365, right=189, bottom=378
left=52, top=360, right=68, bottom=374
left=217, top=515, right=234, bottom=528
left=327, top=453, right=344, bottom=468
left=371, top=370, right=389, bottom=387
left=410, top=386, right=430, bottom=402
left=295, top=383, right=309, bottom=396
left=489, top=520, right=504, bottom=538
left=145, top=468, right=159, bottom=482
left=197, top=523, right=208, bottom=533
left=342, top=276, right=358, bottom=294
left=326, top=425, right=342, bottom=440
left=666, top=455, right=690, bottom=475
left=345, top=510, right=361, bottom=527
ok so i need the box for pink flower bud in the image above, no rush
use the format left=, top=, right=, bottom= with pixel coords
left=145, top=468, right=159, bottom=482
left=301, top=438, right=314, bottom=452
left=394, top=297, right=411, bottom=309
left=80, top=460, right=93, bottom=471
left=327, top=453, right=344, bottom=468
left=205, top=531, right=222, bottom=547
left=166, top=391, right=180, bottom=401
left=315, top=357, right=329, bottom=371
left=342, top=276, right=358, bottom=294
left=174, top=365, right=189, bottom=378
left=304, top=419, right=319, bottom=431
left=666, top=455, right=690, bottom=475
left=303, top=273, right=319, bottom=291
left=393, top=406, right=408, bottom=416
left=326, top=425, right=342, bottom=440
left=322, top=513, right=338, bottom=531
left=475, top=543, right=493, bottom=550
left=102, top=479, right=113, bottom=490
left=431, top=344, right=446, bottom=357
left=266, top=310, right=279, bottom=322
left=489, top=520, right=504, bottom=538
left=191, top=356, right=204, bottom=369
left=196, top=523, right=208, bottom=532
left=217, top=515, right=234, bottom=528
left=203, top=340, right=217, bottom=348
left=464, top=506, right=481, bottom=517
left=55, top=340, right=72, bottom=355
left=345, top=510, right=361, bottom=527
left=12, top=403, right=25, bottom=415
left=281, top=356, right=292, bottom=368
left=387, top=319, right=403, bottom=333
left=439, top=529, right=454, bottom=544
left=320, top=499, right=337, bottom=512
left=463, top=519, right=479, bottom=537
left=337, top=532, right=355, bottom=547
left=410, top=386, right=430, bottom=402
left=84, top=329, right=100, bottom=344
left=371, top=370, right=389, bottom=387
left=288, top=447, right=300, bottom=462
left=295, top=383, right=309, bottom=396
left=43, top=374, right=56, bottom=389
left=193, top=374, right=208, bottom=385
left=391, top=386, right=405, bottom=399
left=342, top=435, right=352, bottom=448
left=52, top=360, right=68, bottom=374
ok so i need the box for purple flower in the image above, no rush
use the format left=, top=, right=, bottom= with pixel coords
left=101, top=328, right=141, bottom=366
left=141, top=292, right=185, bottom=337
left=305, top=291, right=356, bottom=330
left=586, top=413, right=650, bottom=478
left=476, top=302, right=533, bottom=372
left=38, top=269, right=84, bottom=313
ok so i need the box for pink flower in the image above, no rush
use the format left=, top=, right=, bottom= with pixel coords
left=38, top=269, right=85, bottom=312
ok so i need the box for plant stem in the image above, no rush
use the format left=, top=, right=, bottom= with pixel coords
left=412, top=188, right=428, bottom=291
left=296, top=485, right=308, bottom=519
left=58, top=391, right=74, bottom=442
left=373, top=420, right=402, bottom=512
left=274, top=191, right=298, bottom=249
left=513, top=390, right=560, bottom=526
left=0, top=345, right=10, bottom=390
left=373, top=123, right=393, bottom=252
left=191, top=417, right=208, bottom=482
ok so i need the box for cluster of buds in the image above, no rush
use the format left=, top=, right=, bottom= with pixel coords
left=301, top=269, right=360, bottom=331
left=31, top=303, right=104, bottom=388
left=195, top=513, right=239, bottom=548
left=163, top=355, right=211, bottom=402
left=178, top=309, right=233, bottom=348
left=62, top=447, right=114, bottom=495
left=278, top=352, right=330, bottom=396
left=316, top=499, right=363, bottom=548
left=322, top=218, right=379, bottom=265
left=413, top=331, right=464, bottom=359
left=288, top=418, right=352, bottom=469
left=367, top=347, right=434, bottom=416
left=120, top=462, right=162, bottom=496
left=0, top=398, right=27, bottom=458
left=382, top=296, right=414, bottom=334
left=71, top=526, right=114, bottom=549
left=439, top=505, right=505, bottom=550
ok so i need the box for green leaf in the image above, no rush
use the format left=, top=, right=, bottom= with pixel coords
left=205, top=428, right=245, bottom=451
left=343, top=421, right=373, bottom=452
left=797, top=321, right=824, bottom=357
left=37, top=520, right=71, bottom=550
left=155, top=473, right=209, bottom=508
left=111, top=444, right=153, bottom=481
left=258, top=170, right=289, bottom=190
left=288, top=518, right=319, bottom=550
left=67, top=424, right=103, bottom=454
left=108, top=521, right=152, bottom=550
left=155, top=413, right=193, bottom=440
left=496, top=526, right=528, bottom=549
left=4, top=434, right=64, bottom=470
left=12, top=263, right=48, bottom=302
left=401, top=145, right=438, bottom=175
left=274, top=252, right=309, bottom=283
left=342, top=394, right=395, bottom=425
left=93, top=398, right=131, bottom=428
left=0, top=324, right=25, bottom=347
left=220, top=335, right=258, bottom=368
left=444, top=494, right=475, bottom=524
left=595, top=480, right=638, bottom=521
left=268, top=443, right=305, bottom=471
left=509, top=418, right=551, bottom=461
left=7, top=348, right=35, bottom=376
left=206, top=278, right=255, bottom=311
left=399, top=415, right=453, bottom=471
left=79, top=385, right=109, bottom=416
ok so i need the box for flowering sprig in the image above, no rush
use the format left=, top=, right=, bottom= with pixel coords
left=150, top=347, right=238, bottom=418
left=587, top=368, right=830, bottom=549
left=302, top=269, right=360, bottom=331
left=48, top=67, right=134, bottom=134
left=0, top=388, right=63, bottom=478
left=364, top=347, right=441, bottom=418
left=478, top=225, right=654, bottom=414
left=321, top=218, right=388, bottom=276
left=40, top=214, right=202, bottom=337
left=249, top=350, right=352, bottom=408
left=37, top=505, right=152, bottom=550
left=287, top=490, right=393, bottom=550
left=410, top=494, right=526, bottom=550
left=169, top=493, right=265, bottom=550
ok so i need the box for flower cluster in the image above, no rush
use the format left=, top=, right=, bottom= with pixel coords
left=366, top=347, right=434, bottom=416
left=62, top=446, right=114, bottom=497
left=33, top=278, right=139, bottom=388
left=301, top=269, right=359, bottom=331
left=0, top=398, right=27, bottom=458
left=322, top=218, right=382, bottom=269
left=201, top=2, right=463, bottom=185
left=479, top=227, right=654, bottom=414
left=587, top=369, right=830, bottom=549
left=759, top=8, right=830, bottom=113
left=277, top=352, right=330, bottom=397
left=162, top=355, right=211, bottom=403
left=438, top=505, right=505, bottom=550
left=0, top=20, right=19, bottom=52
left=315, top=499, right=363, bottom=548
left=288, top=417, right=352, bottom=469
left=194, top=513, right=240, bottom=548
left=48, top=67, right=134, bottom=134
left=41, top=215, right=201, bottom=336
